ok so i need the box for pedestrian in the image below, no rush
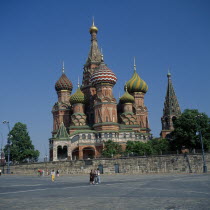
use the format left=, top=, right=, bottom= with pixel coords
left=94, top=169, right=98, bottom=184
left=97, top=168, right=101, bottom=183
left=56, top=169, right=60, bottom=177
left=0, top=169, right=2, bottom=176
left=51, top=169, right=55, bottom=182
left=89, top=169, right=94, bottom=185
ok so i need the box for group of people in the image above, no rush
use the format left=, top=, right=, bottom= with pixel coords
left=37, top=169, right=59, bottom=182
left=89, top=168, right=101, bottom=185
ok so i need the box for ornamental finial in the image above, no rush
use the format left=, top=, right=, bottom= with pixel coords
left=125, top=81, right=128, bottom=92
left=89, top=17, right=98, bottom=33
left=77, top=76, right=80, bottom=88
left=167, top=68, right=171, bottom=78
left=134, top=57, right=136, bottom=71
left=62, top=61, right=65, bottom=74
left=101, top=48, right=104, bottom=61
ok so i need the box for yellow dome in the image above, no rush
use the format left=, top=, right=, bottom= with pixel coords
left=126, top=71, right=148, bottom=93
left=89, top=25, right=98, bottom=33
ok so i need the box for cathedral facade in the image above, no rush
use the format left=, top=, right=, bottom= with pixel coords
left=49, top=21, right=151, bottom=161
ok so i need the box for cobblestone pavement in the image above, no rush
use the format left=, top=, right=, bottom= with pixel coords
left=0, top=173, right=209, bottom=210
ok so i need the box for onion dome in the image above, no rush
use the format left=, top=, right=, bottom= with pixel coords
left=120, top=87, right=134, bottom=104
left=70, top=86, right=85, bottom=105
left=89, top=19, right=98, bottom=34
left=55, top=64, right=73, bottom=91
left=126, top=58, right=148, bottom=93
left=90, top=60, right=117, bottom=86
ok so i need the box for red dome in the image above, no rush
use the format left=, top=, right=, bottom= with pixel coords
left=91, top=62, right=117, bottom=86
left=55, top=73, right=73, bottom=91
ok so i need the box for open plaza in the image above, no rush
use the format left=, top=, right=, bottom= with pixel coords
left=0, top=173, right=209, bottom=210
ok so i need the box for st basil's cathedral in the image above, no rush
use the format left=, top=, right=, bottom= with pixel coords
left=49, top=21, right=181, bottom=161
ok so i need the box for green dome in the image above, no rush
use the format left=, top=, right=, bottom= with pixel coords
left=120, top=89, right=134, bottom=104
left=70, top=87, right=85, bottom=105
left=126, top=71, right=148, bottom=93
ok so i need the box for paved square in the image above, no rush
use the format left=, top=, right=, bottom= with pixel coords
left=0, top=173, right=209, bottom=209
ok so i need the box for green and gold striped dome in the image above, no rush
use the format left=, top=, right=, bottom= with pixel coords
left=120, top=89, right=134, bottom=104
left=126, top=70, right=148, bottom=93
left=70, top=86, right=85, bottom=105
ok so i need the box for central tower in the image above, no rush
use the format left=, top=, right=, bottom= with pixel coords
left=81, top=20, right=102, bottom=125
left=91, top=56, right=119, bottom=131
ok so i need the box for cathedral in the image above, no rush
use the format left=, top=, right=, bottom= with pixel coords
left=49, top=21, right=181, bottom=161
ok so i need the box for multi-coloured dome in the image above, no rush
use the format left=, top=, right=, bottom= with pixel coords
left=91, top=61, right=117, bottom=86
left=126, top=70, right=148, bottom=93
left=55, top=73, right=73, bottom=92
left=70, top=86, right=85, bottom=105
left=120, top=88, right=134, bottom=104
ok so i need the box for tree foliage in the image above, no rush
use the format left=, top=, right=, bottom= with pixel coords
left=126, top=138, right=170, bottom=156
left=170, top=109, right=210, bottom=151
left=4, top=122, right=40, bottom=162
left=102, top=140, right=122, bottom=158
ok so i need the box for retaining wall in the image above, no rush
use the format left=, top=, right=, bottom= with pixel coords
left=1, top=154, right=209, bottom=175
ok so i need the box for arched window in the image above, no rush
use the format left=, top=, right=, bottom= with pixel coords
left=82, top=134, right=86, bottom=139
left=130, top=133, right=132, bottom=138
left=88, top=134, right=91, bottom=139
left=124, top=133, right=126, bottom=138
left=109, top=133, right=112, bottom=138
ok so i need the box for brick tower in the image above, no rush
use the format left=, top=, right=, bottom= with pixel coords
left=91, top=55, right=119, bottom=131
left=125, top=58, right=150, bottom=133
left=52, top=63, right=73, bottom=135
left=161, top=72, right=181, bottom=138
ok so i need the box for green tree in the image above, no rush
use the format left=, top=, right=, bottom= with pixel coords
left=4, top=122, right=40, bottom=162
left=102, top=140, right=122, bottom=158
left=126, top=141, right=153, bottom=156
left=148, top=138, right=170, bottom=155
left=171, top=109, right=210, bottom=151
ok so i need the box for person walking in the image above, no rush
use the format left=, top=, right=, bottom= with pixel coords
left=94, top=169, right=98, bottom=184
left=97, top=168, right=101, bottom=183
left=89, top=169, right=94, bottom=185
left=51, top=169, right=55, bottom=182
left=56, top=169, right=60, bottom=177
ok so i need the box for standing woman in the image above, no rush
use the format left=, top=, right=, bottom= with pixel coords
left=51, top=169, right=55, bottom=182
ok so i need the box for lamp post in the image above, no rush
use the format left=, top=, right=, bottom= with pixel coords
left=2, top=121, right=11, bottom=174
left=196, top=130, right=207, bottom=173
left=195, top=115, right=207, bottom=173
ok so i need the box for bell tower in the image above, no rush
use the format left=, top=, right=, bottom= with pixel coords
left=161, top=72, right=181, bottom=138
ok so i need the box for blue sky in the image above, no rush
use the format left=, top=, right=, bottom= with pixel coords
left=0, top=0, right=210, bottom=161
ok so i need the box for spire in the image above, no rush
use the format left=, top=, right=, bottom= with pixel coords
left=134, top=57, right=136, bottom=71
left=161, top=72, right=181, bottom=133
left=86, top=19, right=102, bottom=66
left=62, top=61, right=65, bottom=74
